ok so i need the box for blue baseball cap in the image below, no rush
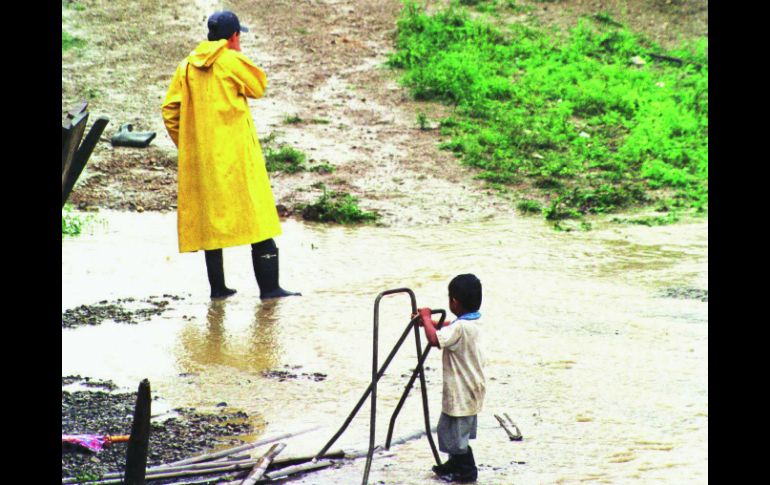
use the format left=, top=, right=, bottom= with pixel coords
left=207, top=11, right=249, bottom=41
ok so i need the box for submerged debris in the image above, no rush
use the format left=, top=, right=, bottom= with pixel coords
left=262, top=365, right=327, bottom=382
left=62, top=375, right=118, bottom=391
left=62, top=294, right=185, bottom=328
left=659, top=287, right=708, bottom=302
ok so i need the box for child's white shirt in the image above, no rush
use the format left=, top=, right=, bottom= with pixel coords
left=436, top=313, right=486, bottom=416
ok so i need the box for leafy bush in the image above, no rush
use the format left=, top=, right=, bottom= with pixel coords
left=265, top=146, right=307, bottom=173
left=299, top=186, right=379, bottom=224
left=516, top=199, right=542, bottom=214
left=62, top=204, right=85, bottom=236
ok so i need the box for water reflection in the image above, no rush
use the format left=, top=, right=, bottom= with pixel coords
left=250, top=299, right=282, bottom=370
left=177, top=299, right=282, bottom=375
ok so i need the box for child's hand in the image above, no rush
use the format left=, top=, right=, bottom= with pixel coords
left=415, top=307, right=432, bottom=326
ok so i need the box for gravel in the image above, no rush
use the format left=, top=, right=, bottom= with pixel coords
left=62, top=376, right=252, bottom=482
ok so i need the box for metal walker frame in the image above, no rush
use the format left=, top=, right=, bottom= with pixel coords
left=313, top=288, right=445, bottom=484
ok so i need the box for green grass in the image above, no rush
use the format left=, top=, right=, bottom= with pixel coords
left=265, top=146, right=307, bottom=173
left=388, top=1, right=708, bottom=223
left=299, top=185, right=379, bottom=224
left=62, top=204, right=87, bottom=236
left=516, top=198, right=542, bottom=214
left=417, top=111, right=430, bottom=130
left=62, top=30, right=86, bottom=52
left=309, top=162, right=336, bottom=174
left=284, top=115, right=303, bottom=124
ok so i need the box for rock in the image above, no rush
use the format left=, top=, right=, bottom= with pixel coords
left=630, top=55, right=646, bottom=66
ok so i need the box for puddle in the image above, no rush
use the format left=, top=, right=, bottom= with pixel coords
left=62, top=211, right=707, bottom=483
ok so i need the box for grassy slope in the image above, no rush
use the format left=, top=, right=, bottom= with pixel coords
left=388, top=0, right=707, bottom=227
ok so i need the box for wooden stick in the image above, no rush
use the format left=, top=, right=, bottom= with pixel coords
left=61, top=451, right=349, bottom=484
left=161, top=426, right=319, bottom=467
left=64, top=459, right=259, bottom=482
left=494, top=414, right=522, bottom=441
left=217, top=461, right=335, bottom=485
left=264, top=460, right=333, bottom=480
left=503, top=413, right=524, bottom=440
left=163, top=475, right=243, bottom=485
left=80, top=460, right=260, bottom=484
left=241, top=443, right=285, bottom=485
left=270, top=449, right=345, bottom=468
left=212, top=453, right=252, bottom=462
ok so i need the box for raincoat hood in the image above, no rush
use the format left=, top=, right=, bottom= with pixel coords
left=187, top=40, right=228, bottom=69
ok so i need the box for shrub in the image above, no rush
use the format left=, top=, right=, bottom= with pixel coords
left=299, top=186, right=379, bottom=224
left=265, top=146, right=307, bottom=173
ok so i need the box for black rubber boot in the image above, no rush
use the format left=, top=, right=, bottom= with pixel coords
left=110, top=123, right=157, bottom=148
left=432, top=455, right=458, bottom=477
left=205, top=249, right=237, bottom=299
left=252, top=244, right=301, bottom=299
left=439, top=447, right=477, bottom=483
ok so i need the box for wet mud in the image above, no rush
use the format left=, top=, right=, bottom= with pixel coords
left=62, top=294, right=186, bottom=329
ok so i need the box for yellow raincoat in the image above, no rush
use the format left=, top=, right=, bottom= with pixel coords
left=161, top=40, right=281, bottom=253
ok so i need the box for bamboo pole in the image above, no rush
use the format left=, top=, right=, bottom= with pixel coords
left=162, top=426, right=319, bottom=467
left=240, top=443, right=285, bottom=485
left=264, top=460, right=333, bottom=480
left=61, top=450, right=348, bottom=484
left=78, top=460, right=260, bottom=484
left=269, top=449, right=345, bottom=468
left=64, top=459, right=258, bottom=483
left=216, top=461, right=334, bottom=485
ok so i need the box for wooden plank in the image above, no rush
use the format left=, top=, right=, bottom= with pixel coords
left=61, top=111, right=88, bottom=195
left=62, top=116, right=108, bottom=206
left=124, top=379, right=152, bottom=485
left=67, top=101, right=89, bottom=119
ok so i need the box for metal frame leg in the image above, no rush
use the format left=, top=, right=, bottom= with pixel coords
left=312, top=288, right=443, bottom=485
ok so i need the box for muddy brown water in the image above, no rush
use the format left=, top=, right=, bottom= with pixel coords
left=62, top=211, right=707, bottom=484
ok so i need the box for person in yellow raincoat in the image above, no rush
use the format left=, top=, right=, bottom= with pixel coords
left=161, top=10, right=300, bottom=300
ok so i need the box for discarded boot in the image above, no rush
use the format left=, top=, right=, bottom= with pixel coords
left=252, top=246, right=301, bottom=299
left=110, top=123, right=156, bottom=148
left=205, top=249, right=237, bottom=299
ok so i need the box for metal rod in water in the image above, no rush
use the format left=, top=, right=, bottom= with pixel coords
left=385, top=309, right=444, bottom=460
left=413, top=319, right=441, bottom=465
left=385, top=344, right=431, bottom=449
left=314, top=289, right=417, bottom=464
left=313, top=318, right=415, bottom=461
left=362, top=288, right=417, bottom=485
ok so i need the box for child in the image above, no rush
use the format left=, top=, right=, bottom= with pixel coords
left=416, top=274, right=485, bottom=483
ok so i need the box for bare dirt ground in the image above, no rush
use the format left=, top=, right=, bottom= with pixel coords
left=62, top=0, right=707, bottom=226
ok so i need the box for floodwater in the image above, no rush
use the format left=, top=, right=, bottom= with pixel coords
left=62, top=211, right=707, bottom=484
